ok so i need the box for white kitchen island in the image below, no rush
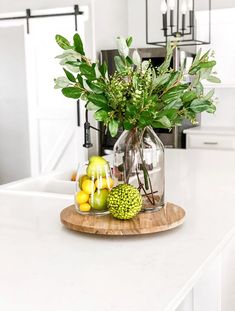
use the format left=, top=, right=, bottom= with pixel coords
left=0, top=149, right=235, bottom=311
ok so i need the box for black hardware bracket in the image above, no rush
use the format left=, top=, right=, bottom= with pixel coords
left=83, top=109, right=102, bottom=149
left=0, top=5, right=83, bottom=34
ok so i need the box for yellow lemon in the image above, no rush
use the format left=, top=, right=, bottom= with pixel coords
left=82, top=179, right=96, bottom=195
left=79, top=203, right=91, bottom=212
left=106, top=177, right=115, bottom=189
left=78, top=174, right=89, bottom=189
left=95, top=177, right=107, bottom=190
left=75, top=191, right=89, bottom=205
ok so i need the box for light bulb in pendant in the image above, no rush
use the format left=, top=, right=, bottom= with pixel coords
left=168, top=0, right=175, bottom=10
left=188, top=0, right=193, bottom=11
left=181, top=0, right=187, bottom=14
left=161, top=0, right=167, bottom=14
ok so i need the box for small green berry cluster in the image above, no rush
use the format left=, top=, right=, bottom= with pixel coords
left=107, top=184, right=142, bottom=220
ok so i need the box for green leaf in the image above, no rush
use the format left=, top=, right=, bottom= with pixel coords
left=132, top=50, right=141, bottom=66
left=126, top=56, right=133, bottom=65
left=77, top=73, right=84, bottom=87
left=126, top=36, right=133, bottom=47
left=123, top=120, right=133, bottom=130
left=199, top=61, right=216, bottom=69
left=205, top=89, right=215, bottom=100
left=161, top=84, right=188, bottom=104
left=95, top=64, right=102, bottom=79
left=87, top=81, right=104, bottom=94
left=94, top=109, right=109, bottom=122
left=153, top=116, right=172, bottom=129
left=73, top=33, right=85, bottom=55
left=63, top=68, right=76, bottom=83
left=200, top=50, right=210, bottom=62
left=87, top=94, right=108, bottom=108
left=126, top=104, right=137, bottom=114
left=207, top=76, right=221, bottom=83
left=114, top=56, right=126, bottom=72
left=191, top=49, right=202, bottom=67
left=79, top=63, right=96, bottom=80
left=182, top=91, right=197, bottom=103
left=165, top=72, right=182, bottom=89
left=99, top=62, right=108, bottom=78
left=152, top=73, right=171, bottom=88
left=55, top=34, right=70, bottom=50
left=157, top=116, right=171, bottom=128
left=164, top=99, right=183, bottom=110
left=62, top=87, right=82, bottom=99
left=195, top=81, right=204, bottom=96
left=109, top=119, right=119, bottom=137
left=190, top=99, right=211, bottom=113
left=139, top=111, right=152, bottom=126
left=56, top=49, right=81, bottom=60
left=206, top=103, right=216, bottom=113
left=142, top=60, right=150, bottom=71
left=86, top=102, right=99, bottom=111
left=54, top=77, right=70, bottom=89
left=83, top=80, right=93, bottom=92
left=200, top=68, right=213, bottom=80
left=65, top=61, right=80, bottom=67
left=116, top=37, right=129, bottom=58
left=158, top=41, right=174, bottom=73
left=189, top=65, right=201, bottom=75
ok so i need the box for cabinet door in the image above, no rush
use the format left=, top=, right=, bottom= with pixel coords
left=24, top=12, right=87, bottom=175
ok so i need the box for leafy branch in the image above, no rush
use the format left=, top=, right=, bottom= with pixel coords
left=54, top=33, right=220, bottom=137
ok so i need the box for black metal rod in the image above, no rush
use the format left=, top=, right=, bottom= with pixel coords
left=182, top=13, right=185, bottom=35
left=148, top=38, right=208, bottom=43
left=74, top=4, right=79, bottom=31
left=170, top=9, right=174, bottom=31
left=162, top=14, right=168, bottom=37
left=145, top=0, right=149, bottom=44
left=208, top=0, right=211, bottom=43
left=0, top=8, right=83, bottom=22
left=192, top=0, right=195, bottom=40
left=26, top=9, right=30, bottom=34
left=177, top=0, right=180, bottom=33
left=77, top=100, right=80, bottom=127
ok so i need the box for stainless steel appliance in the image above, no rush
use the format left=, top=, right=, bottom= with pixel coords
left=99, top=47, right=200, bottom=155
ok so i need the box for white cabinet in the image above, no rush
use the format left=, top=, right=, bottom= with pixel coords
left=184, top=127, right=235, bottom=150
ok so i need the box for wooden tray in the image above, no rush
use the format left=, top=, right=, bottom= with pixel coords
left=60, top=202, right=185, bottom=236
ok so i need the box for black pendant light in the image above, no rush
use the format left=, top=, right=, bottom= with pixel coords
left=146, top=0, right=211, bottom=46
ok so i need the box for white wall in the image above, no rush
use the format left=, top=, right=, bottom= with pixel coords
left=0, top=26, right=30, bottom=184
left=0, top=0, right=128, bottom=53
left=93, top=0, right=128, bottom=53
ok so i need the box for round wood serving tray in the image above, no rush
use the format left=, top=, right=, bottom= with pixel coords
left=60, top=202, right=185, bottom=236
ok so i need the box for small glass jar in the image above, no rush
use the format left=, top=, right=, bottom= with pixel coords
left=75, top=160, right=114, bottom=215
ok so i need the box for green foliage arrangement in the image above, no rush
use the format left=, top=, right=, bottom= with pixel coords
left=54, top=33, right=220, bottom=137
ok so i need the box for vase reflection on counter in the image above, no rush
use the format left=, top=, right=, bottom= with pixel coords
left=113, top=126, right=165, bottom=212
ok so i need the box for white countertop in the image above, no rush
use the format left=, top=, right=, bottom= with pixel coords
left=184, top=126, right=235, bottom=135
left=1, top=149, right=235, bottom=311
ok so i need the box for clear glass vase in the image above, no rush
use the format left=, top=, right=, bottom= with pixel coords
left=74, top=161, right=114, bottom=215
left=113, top=126, right=165, bottom=211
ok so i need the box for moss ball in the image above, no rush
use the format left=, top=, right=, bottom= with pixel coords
left=107, top=184, right=142, bottom=220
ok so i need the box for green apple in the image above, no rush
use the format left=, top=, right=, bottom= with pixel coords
left=86, top=161, right=107, bottom=179
left=90, top=189, right=109, bottom=210
left=89, top=156, right=107, bottom=164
